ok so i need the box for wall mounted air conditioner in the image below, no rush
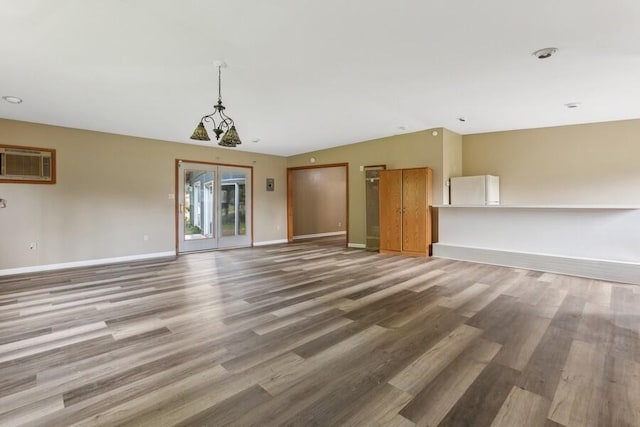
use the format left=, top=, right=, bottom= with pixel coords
left=0, top=146, right=54, bottom=182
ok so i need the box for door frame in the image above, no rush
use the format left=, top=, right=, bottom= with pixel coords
left=175, top=159, right=254, bottom=253
left=286, top=162, right=349, bottom=247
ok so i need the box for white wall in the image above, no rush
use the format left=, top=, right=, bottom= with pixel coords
left=435, top=206, right=640, bottom=284
left=437, top=207, right=640, bottom=262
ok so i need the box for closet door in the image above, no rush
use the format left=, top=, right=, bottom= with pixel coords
left=401, top=168, right=430, bottom=256
left=379, top=169, right=402, bottom=253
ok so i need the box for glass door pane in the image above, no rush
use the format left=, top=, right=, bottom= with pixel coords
left=218, top=167, right=251, bottom=248
left=178, top=163, right=218, bottom=252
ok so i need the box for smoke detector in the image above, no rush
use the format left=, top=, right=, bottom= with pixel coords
left=532, top=47, right=558, bottom=59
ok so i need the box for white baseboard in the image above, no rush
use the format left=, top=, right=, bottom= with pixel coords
left=0, top=251, right=176, bottom=277
left=292, top=231, right=346, bottom=240
left=253, top=239, right=288, bottom=247
left=348, top=243, right=366, bottom=249
left=432, top=243, right=640, bottom=285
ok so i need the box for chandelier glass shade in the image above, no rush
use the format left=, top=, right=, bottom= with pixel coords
left=190, top=64, right=242, bottom=147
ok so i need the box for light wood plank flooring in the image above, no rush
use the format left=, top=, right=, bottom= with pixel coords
left=0, top=238, right=639, bottom=426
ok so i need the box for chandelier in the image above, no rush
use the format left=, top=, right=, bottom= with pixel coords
left=190, top=62, right=242, bottom=147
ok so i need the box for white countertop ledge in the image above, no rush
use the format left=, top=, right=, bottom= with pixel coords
left=434, top=204, right=640, bottom=209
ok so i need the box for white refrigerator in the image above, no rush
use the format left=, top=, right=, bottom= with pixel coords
left=450, top=175, right=500, bottom=205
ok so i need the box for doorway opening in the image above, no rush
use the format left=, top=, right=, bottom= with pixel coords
left=287, top=163, right=348, bottom=247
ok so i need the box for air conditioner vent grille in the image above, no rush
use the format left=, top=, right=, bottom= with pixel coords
left=1, top=145, right=56, bottom=184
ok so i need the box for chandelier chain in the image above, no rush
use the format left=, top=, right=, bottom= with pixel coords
left=218, top=65, right=222, bottom=103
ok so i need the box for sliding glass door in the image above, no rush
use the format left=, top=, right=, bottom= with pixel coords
left=218, top=166, right=250, bottom=248
left=178, top=162, right=251, bottom=253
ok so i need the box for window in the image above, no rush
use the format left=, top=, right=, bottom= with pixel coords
left=0, top=144, right=56, bottom=184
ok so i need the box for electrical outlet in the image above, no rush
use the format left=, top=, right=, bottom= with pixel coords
left=143, top=235, right=149, bottom=241
left=338, top=222, right=342, bottom=227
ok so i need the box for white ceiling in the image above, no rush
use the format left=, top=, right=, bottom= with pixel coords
left=1, top=1, right=640, bottom=156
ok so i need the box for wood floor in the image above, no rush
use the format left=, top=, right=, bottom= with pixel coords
left=0, top=238, right=639, bottom=426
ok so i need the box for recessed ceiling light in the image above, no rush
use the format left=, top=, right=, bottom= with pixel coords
left=2, top=96, right=23, bottom=104
left=532, top=47, right=558, bottom=59
left=565, top=102, right=581, bottom=109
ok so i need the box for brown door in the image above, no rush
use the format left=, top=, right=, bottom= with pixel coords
left=379, top=169, right=402, bottom=252
left=401, top=168, right=428, bottom=255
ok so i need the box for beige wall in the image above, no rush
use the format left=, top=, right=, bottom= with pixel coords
left=292, top=166, right=347, bottom=236
left=442, top=128, right=463, bottom=204
left=6, top=113, right=634, bottom=271
left=462, top=119, right=640, bottom=204
left=0, top=119, right=287, bottom=270
left=287, top=129, right=445, bottom=246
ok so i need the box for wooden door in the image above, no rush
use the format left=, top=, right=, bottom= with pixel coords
left=401, top=168, right=431, bottom=256
left=379, top=169, right=402, bottom=253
